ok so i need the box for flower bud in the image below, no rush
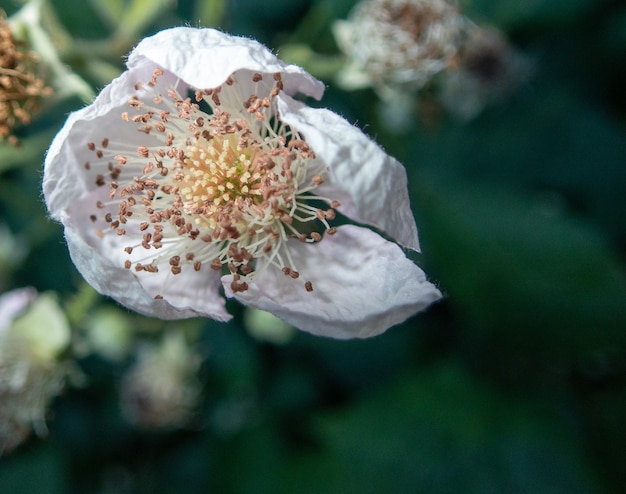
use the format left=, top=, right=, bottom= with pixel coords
left=0, top=288, right=71, bottom=454
left=120, top=332, right=201, bottom=429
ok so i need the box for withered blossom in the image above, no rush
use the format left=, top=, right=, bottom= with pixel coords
left=0, top=10, right=52, bottom=144
left=333, top=0, right=466, bottom=96
left=120, top=333, right=201, bottom=429
left=44, top=27, right=441, bottom=338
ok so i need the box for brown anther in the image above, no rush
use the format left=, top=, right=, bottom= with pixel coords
left=310, top=232, right=322, bottom=242
left=210, top=258, right=222, bottom=270
left=327, top=227, right=338, bottom=235
left=96, top=150, right=104, bottom=159
left=84, top=162, right=91, bottom=170
left=171, top=265, right=182, bottom=275
left=87, top=142, right=96, bottom=151
left=325, top=209, right=336, bottom=220
left=193, top=261, right=201, bottom=271
left=305, top=281, right=313, bottom=292
left=124, top=260, right=131, bottom=269
left=138, top=145, right=150, bottom=157
left=154, top=294, right=163, bottom=300
left=312, top=175, right=324, bottom=185
left=331, top=200, right=341, bottom=208
left=252, top=73, right=263, bottom=82
left=101, top=138, right=109, bottom=148
left=124, top=246, right=133, bottom=254
left=282, top=267, right=291, bottom=276
left=117, top=228, right=126, bottom=235
left=289, top=270, right=300, bottom=279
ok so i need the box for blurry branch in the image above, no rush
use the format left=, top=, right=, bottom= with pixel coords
left=0, top=129, right=56, bottom=173
left=193, top=0, right=227, bottom=28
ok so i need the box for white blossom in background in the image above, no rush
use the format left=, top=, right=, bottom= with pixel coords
left=120, top=332, right=201, bottom=429
left=0, top=288, right=71, bottom=454
left=439, top=26, right=531, bottom=121
left=333, top=0, right=466, bottom=97
left=44, top=27, right=441, bottom=339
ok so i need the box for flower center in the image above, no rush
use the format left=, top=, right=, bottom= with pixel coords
left=85, top=69, right=338, bottom=294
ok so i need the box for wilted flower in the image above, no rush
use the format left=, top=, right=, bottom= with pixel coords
left=0, top=287, right=71, bottom=454
left=439, top=26, right=531, bottom=120
left=120, top=332, right=201, bottom=429
left=333, top=0, right=465, bottom=96
left=0, top=9, right=52, bottom=144
left=44, top=27, right=441, bottom=339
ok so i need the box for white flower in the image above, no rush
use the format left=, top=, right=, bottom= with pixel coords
left=333, top=0, right=466, bottom=95
left=0, top=288, right=71, bottom=454
left=44, top=27, right=441, bottom=339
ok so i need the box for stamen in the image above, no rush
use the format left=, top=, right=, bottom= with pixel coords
left=87, top=69, right=339, bottom=292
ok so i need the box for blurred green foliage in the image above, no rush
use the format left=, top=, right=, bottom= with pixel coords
left=1, top=0, right=625, bottom=493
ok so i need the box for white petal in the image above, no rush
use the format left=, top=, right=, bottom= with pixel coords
left=43, top=61, right=164, bottom=217
left=277, top=96, right=420, bottom=250
left=224, top=225, right=441, bottom=339
left=61, top=196, right=231, bottom=322
left=128, top=27, right=325, bottom=100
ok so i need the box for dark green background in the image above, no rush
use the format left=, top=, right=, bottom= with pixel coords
left=1, top=0, right=625, bottom=492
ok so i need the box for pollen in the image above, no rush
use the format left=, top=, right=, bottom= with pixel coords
left=86, top=69, right=338, bottom=292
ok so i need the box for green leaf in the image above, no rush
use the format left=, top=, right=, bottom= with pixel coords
left=290, top=364, right=602, bottom=494
left=0, top=442, right=68, bottom=493
left=412, top=176, right=626, bottom=355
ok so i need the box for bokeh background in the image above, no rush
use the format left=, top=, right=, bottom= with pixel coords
left=1, top=0, right=625, bottom=492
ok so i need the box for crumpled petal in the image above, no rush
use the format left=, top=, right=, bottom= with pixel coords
left=128, top=27, right=325, bottom=100
left=224, top=225, right=441, bottom=338
left=44, top=61, right=165, bottom=217
left=61, top=194, right=230, bottom=321
left=277, top=96, right=420, bottom=251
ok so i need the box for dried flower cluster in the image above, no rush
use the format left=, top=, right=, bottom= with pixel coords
left=0, top=11, right=52, bottom=144
left=333, top=0, right=465, bottom=95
